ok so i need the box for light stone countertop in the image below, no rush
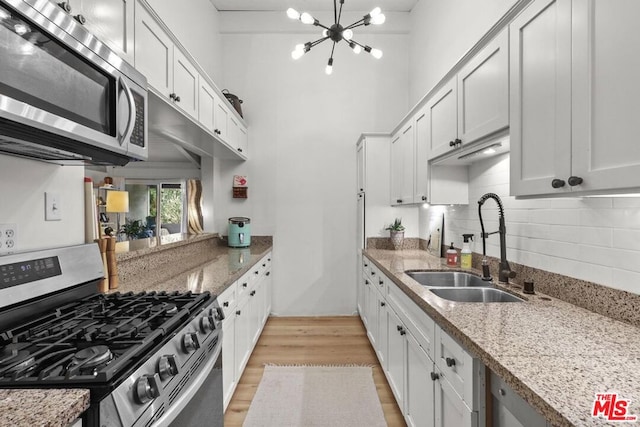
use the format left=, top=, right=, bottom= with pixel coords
left=364, top=248, right=640, bottom=427
left=0, top=389, right=89, bottom=427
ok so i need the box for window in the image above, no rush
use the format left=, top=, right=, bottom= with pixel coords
left=125, top=180, right=186, bottom=237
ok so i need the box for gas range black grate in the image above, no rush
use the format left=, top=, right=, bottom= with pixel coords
left=0, top=290, right=212, bottom=385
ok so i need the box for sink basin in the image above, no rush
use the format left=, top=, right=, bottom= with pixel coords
left=405, top=271, right=492, bottom=288
left=429, top=287, right=524, bottom=303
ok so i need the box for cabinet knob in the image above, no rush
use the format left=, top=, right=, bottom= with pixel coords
left=58, top=2, right=71, bottom=12
left=396, top=199, right=402, bottom=203
left=568, top=176, right=583, bottom=186
left=250, top=290, right=256, bottom=296
left=445, top=357, right=456, bottom=367
left=380, top=302, right=386, bottom=307
left=266, top=271, right=270, bottom=276
left=430, top=372, right=440, bottom=381
left=551, top=179, right=565, bottom=188
left=236, top=310, right=241, bottom=316
left=74, top=14, right=86, bottom=25
left=371, top=271, right=376, bottom=276
left=237, top=148, right=243, bottom=152
left=449, top=140, right=456, bottom=147
left=422, top=196, right=427, bottom=201
left=455, top=138, right=462, bottom=146
left=365, top=280, right=370, bottom=285
left=397, top=325, right=402, bottom=332
left=400, top=329, right=406, bottom=336
left=242, top=282, right=248, bottom=288
left=223, top=301, right=229, bottom=307
left=379, top=280, right=383, bottom=286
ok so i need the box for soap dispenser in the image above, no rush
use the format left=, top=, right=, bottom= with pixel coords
left=461, top=234, right=474, bottom=269
left=446, top=243, right=458, bottom=266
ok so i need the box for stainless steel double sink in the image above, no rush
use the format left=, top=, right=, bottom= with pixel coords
left=404, top=271, right=524, bottom=303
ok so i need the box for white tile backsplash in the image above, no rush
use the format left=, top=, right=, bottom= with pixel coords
left=421, top=153, right=640, bottom=295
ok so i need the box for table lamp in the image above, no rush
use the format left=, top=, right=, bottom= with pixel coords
left=106, top=190, right=129, bottom=241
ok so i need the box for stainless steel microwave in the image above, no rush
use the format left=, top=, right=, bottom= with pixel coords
left=0, top=0, right=147, bottom=165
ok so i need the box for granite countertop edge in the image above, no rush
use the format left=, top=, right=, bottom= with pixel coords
left=0, top=388, right=90, bottom=427
left=363, top=248, right=640, bottom=427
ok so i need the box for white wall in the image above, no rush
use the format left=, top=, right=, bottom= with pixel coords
left=409, top=0, right=517, bottom=106
left=0, top=156, right=85, bottom=252
left=145, top=0, right=223, bottom=82
left=217, top=12, right=410, bottom=315
left=420, top=154, right=640, bottom=295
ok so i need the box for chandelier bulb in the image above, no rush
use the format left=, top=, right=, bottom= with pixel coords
left=322, top=29, right=329, bottom=37
left=291, top=49, right=303, bottom=60
left=370, top=48, right=383, bottom=59
left=286, top=8, right=300, bottom=20
left=300, top=12, right=315, bottom=25
left=325, top=58, right=334, bottom=75
left=342, top=29, right=353, bottom=41
left=369, top=7, right=381, bottom=17
left=350, top=42, right=362, bottom=54
left=371, top=13, right=386, bottom=25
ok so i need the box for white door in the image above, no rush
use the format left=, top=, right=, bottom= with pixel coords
left=414, top=107, right=429, bottom=203
left=134, top=3, right=173, bottom=96
left=81, top=0, right=135, bottom=65
left=571, top=0, right=640, bottom=192
left=405, top=332, right=435, bottom=427
left=173, top=49, right=199, bottom=119
left=509, top=0, right=572, bottom=196
left=427, top=78, right=458, bottom=160
left=457, top=28, right=509, bottom=145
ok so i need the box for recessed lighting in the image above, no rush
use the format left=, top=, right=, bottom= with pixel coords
left=14, top=23, right=29, bottom=35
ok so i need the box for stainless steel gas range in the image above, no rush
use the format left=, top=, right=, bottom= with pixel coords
left=0, top=243, right=224, bottom=427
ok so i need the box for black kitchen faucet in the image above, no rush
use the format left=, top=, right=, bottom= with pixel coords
left=478, top=193, right=516, bottom=283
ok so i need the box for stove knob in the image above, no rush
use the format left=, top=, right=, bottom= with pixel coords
left=182, top=332, right=200, bottom=353
left=200, top=316, right=214, bottom=333
left=211, top=306, right=225, bottom=321
left=134, top=373, right=161, bottom=404
left=158, top=354, right=179, bottom=380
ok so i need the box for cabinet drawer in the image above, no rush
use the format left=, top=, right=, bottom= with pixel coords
left=236, top=272, right=252, bottom=300
left=218, top=282, right=237, bottom=319
left=386, top=280, right=435, bottom=360
left=435, top=327, right=479, bottom=410
left=368, top=265, right=387, bottom=296
left=362, top=256, right=372, bottom=277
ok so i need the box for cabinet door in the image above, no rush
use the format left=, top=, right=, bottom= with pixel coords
left=365, top=281, right=378, bottom=348
left=376, top=296, right=388, bottom=370
left=571, top=0, right=640, bottom=192
left=427, top=78, right=458, bottom=160
left=198, top=80, right=216, bottom=133
left=134, top=3, right=173, bottom=95
left=81, top=0, right=134, bottom=65
left=234, top=298, right=251, bottom=379
left=222, top=316, right=236, bottom=410
left=386, top=308, right=405, bottom=408
left=228, top=115, right=242, bottom=154
left=435, top=375, right=477, bottom=427
left=405, top=332, right=435, bottom=427
left=414, top=107, right=429, bottom=203
left=360, top=277, right=371, bottom=328
left=509, top=0, right=572, bottom=196
left=173, top=49, right=199, bottom=119
left=263, top=269, right=272, bottom=323
left=357, top=140, right=365, bottom=194
left=400, top=123, right=415, bottom=204
left=237, top=124, right=248, bottom=158
left=390, top=131, right=403, bottom=205
left=457, top=28, right=509, bottom=145
left=215, top=99, right=229, bottom=142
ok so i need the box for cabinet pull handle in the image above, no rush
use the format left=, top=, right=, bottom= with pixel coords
left=400, top=329, right=406, bottom=336
left=430, top=372, right=440, bottom=381
left=380, top=302, right=386, bottom=307
left=455, top=138, right=462, bottom=146
left=266, top=272, right=270, bottom=276
left=396, top=199, right=402, bottom=203
left=237, top=148, right=243, bottom=152
left=371, top=271, right=376, bottom=276
left=379, top=280, right=383, bottom=286
left=223, top=301, right=229, bottom=307
left=551, top=179, right=566, bottom=188
left=242, top=283, right=248, bottom=288
left=254, top=271, right=259, bottom=275
left=250, top=290, right=256, bottom=296
left=422, top=196, right=427, bottom=201
left=568, top=176, right=583, bottom=186
left=449, top=140, right=456, bottom=147
left=364, top=263, right=368, bottom=267
left=446, top=357, right=456, bottom=367
left=74, top=14, right=86, bottom=25
left=236, top=310, right=241, bottom=316
left=58, top=2, right=71, bottom=12
left=365, top=280, right=370, bottom=285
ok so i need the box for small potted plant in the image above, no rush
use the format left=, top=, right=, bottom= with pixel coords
left=386, top=218, right=405, bottom=250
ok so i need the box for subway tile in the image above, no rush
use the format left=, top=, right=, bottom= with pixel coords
left=613, top=228, right=640, bottom=251
left=580, top=226, right=613, bottom=247
left=612, top=269, right=640, bottom=293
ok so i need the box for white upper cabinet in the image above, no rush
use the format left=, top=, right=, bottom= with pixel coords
left=390, top=123, right=415, bottom=205
left=509, top=0, right=572, bottom=196
left=571, top=0, right=640, bottom=193
left=173, top=49, right=199, bottom=119
left=198, top=79, right=217, bottom=133
left=511, top=0, right=640, bottom=197
left=414, top=107, right=429, bottom=203
left=134, top=3, right=174, bottom=96
left=426, top=79, right=458, bottom=160
left=457, top=29, right=509, bottom=146
left=427, top=29, right=509, bottom=161
left=77, top=0, right=135, bottom=65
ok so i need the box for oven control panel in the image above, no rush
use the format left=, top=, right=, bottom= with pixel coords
left=0, top=256, right=61, bottom=289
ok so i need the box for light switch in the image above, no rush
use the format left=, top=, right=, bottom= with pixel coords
left=45, top=192, right=62, bottom=221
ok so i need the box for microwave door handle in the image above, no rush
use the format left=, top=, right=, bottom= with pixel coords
left=119, top=76, right=136, bottom=146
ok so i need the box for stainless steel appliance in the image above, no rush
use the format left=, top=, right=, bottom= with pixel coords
left=0, top=244, right=223, bottom=427
left=0, top=0, right=147, bottom=166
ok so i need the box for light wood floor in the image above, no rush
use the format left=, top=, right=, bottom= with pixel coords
left=224, top=316, right=406, bottom=427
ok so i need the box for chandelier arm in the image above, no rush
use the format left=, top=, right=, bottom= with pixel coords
left=337, top=0, right=344, bottom=26
left=309, top=36, right=330, bottom=48
left=330, top=41, right=336, bottom=59
left=334, top=0, right=338, bottom=24
left=344, top=19, right=366, bottom=30
left=314, top=21, right=331, bottom=30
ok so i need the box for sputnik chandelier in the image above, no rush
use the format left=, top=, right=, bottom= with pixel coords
left=287, top=0, right=386, bottom=74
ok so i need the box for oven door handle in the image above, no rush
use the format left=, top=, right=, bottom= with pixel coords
left=154, top=337, right=222, bottom=427
left=119, top=76, right=136, bottom=147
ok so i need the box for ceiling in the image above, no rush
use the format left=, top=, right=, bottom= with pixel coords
left=209, top=0, right=418, bottom=12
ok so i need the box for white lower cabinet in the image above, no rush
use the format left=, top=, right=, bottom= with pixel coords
left=360, top=255, right=485, bottom=427
left=221, top=252, right=272, bottom=411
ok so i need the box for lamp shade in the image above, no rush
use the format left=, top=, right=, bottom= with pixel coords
left=105, top=190, right=129, bottom=213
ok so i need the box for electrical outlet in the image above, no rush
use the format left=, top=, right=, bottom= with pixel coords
left=0, top=223, right=17, bottom=255
left=45, top=192, right=62, bottom=221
